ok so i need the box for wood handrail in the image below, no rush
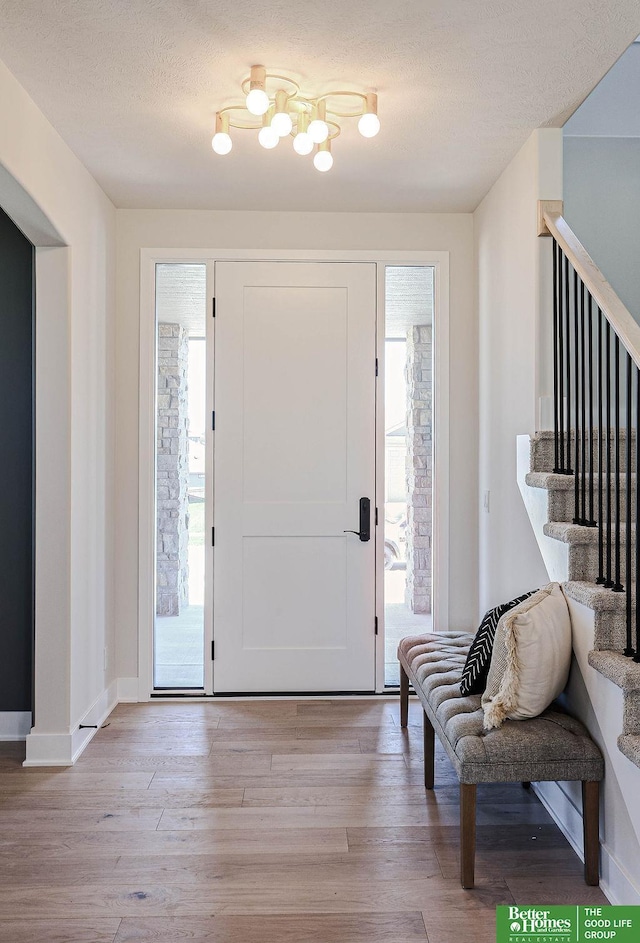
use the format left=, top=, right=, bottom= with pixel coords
left=543, top=207, right=640, bottom=373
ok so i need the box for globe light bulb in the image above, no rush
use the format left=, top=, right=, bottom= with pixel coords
left=308, top=100, right=329, bottom=144
left=258, top=108, right=279, bottom=149
left=293, top=131, right=314, bottom=155
left=246, top=88, right=270, bottom=115
left=272, top=111, right=293, bottom=137
left=313, top=141, right=333, bottom=172
left=358, top=112, right=380, bottom=138
left=293, top=112, right=313, bottom=155
left=212, top=132, right=232, bottom=155
left=258, top=125, right=279, bottom=149
left=308, top=118, right=329, bottom=144
left=358, top=92, right=380, bottom=138
left=211, top=113, right=233, bottom=155
left=246, top=66, right=270, bottom=115
left=271, top=90, right=292, bottom=137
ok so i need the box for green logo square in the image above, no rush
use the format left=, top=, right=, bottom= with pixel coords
left=497, top=906, right=640, bottom=943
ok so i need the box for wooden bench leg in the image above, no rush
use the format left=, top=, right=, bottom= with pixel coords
left=423, top=710, right=435, bottom=790
left=400, top=664, right=409, bottom=728
left=582, top=781, right=600, bottom=886
left=460, top=783, right=476, bottom=889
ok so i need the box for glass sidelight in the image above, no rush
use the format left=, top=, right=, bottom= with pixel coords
left=383, top=266, right=435, bottom=686
left=153, top=263, right=208, bottom=689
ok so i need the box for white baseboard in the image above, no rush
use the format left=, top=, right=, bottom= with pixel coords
left=600, top=840, right=640, bottom=905
left=23, top=680, right=118, bottom=767
left=117, top=677, right=140, bottom=702
left=0, top=711, right=32, bottom=740
left=533, top=780, right=640, bottom=905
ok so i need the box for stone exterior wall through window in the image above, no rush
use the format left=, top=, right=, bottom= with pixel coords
left=405, top=325, right=432, bottom=613
left=156, top=323, right=190, bottom=616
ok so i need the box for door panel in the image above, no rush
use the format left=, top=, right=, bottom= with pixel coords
left=214, top=261, right=376, bottom=692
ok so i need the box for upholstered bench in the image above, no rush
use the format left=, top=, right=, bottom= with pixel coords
left=398, top=632, right=605, bottom=889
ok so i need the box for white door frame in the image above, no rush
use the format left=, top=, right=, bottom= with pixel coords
left=138, top=248, right=449, bottom=699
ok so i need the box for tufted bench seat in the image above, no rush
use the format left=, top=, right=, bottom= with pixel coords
left=398, top=632, right=605, bottom=889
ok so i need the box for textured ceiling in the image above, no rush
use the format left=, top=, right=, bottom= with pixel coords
left=0, top=0, right=638, bottom=212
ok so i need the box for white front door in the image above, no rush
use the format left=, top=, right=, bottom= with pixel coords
left=213, top=261, right=377, bottom=692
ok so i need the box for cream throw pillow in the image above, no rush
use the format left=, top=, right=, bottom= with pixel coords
left=481, top=582, right=572, bottom=730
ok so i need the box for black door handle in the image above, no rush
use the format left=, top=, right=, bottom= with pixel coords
left=343, top=497, right=371, bottom=542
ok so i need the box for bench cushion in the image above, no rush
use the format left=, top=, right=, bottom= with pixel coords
left=398, top=633, right=604, bottom=785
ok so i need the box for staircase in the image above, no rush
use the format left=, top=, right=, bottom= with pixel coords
left=516, top=204, right=640, bottom=903
left=519, top=429, right=640, bottom=769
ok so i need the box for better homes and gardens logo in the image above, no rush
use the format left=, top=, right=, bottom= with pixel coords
left=496, top=906, right=638, bottom=943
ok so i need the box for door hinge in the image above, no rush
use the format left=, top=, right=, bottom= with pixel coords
left=375, top=357, right=379, bottom=377
left=212, top=410, right=215, bottom=430
left=374, top=616, right=379, bottom=636
left=211, top=526, right=215, bottom=546
left=375, top=506, right=378, bottom=526
left=211, top=641, right=215, bottom=660
left=212, top=297, right=216, bottom=317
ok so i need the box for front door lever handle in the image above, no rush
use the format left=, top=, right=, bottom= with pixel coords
left=343, top=497, right=371, bottom=542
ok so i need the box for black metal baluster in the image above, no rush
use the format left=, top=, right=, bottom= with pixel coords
left=605, top=320, right=613, bottom=588
left=558, top=249, right=566, bottom=472
left=596, top=309, right=605, bottom=583
left=587, top=295, right=595, bottom=525
left=581, top=282, right=587, bottom=524
left=626, top=354, right=634, bottom=651
left=565, top=255, right=572, bottom=474
left=553, top=241, right=560, bottom=472
left=635, top=364, right=640, bottom=662
left=614, top=335, right=623, bottom=592
left=574, top=271, right=580, bottom=516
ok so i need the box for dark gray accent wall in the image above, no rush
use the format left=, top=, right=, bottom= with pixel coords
left=0, top=207, right=34, bottom=713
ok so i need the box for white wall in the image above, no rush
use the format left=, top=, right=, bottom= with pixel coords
left=0, top=57, right=116, bottom=763
left=115, top=210, right=477, bottom=685
left=474, top=129, right=562, bottom=614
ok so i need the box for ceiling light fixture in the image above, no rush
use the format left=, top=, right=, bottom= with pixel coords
left=211, top=65, right=380, bottom=172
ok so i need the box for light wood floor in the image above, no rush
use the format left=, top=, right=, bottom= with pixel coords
left=0, top=698, right=607, bottom=943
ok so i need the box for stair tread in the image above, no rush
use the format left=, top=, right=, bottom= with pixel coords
left=617, top=735, right=640, bottom=768
left=563, top=581, right=632, bottom=610
left=526, top=471, right=638, bottom=491
left=544, top=520, right=637, bottom=543
left=587, top=650, right=640, bottom=692
left=532, top=429, right=637, bottom=441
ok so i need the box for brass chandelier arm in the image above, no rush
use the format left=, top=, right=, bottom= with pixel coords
left=211, top=67, right=379, bottom=168
left=217, top=105, right=262, bottom=130
left=240, top=72, right=300, bottom=100
left=290, top=116, right=341, bottom=139
left=315, top=90, right=369, bottom=118
left=293, top=91, right=369, bottom=117
left=325, top=119, right=342, bottom=140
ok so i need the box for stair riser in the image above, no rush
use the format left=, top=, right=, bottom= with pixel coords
left=532, top=435, right=638, bottom=474
left=567, top=541, right=638, bottom=584
left=547, top=489, right=637, bottom=524
left=593, top=609, right=630, bottom=651
left=624, top=692, right=640, bottom=735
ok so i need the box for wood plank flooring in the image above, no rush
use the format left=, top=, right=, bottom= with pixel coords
left=0, top=698, right=607, bottom=943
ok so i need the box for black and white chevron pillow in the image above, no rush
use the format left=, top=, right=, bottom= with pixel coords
left=460, top=590, right=537, bottom=696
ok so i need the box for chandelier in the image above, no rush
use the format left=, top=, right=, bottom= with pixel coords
left=211, top=65, right=380, bottom=172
